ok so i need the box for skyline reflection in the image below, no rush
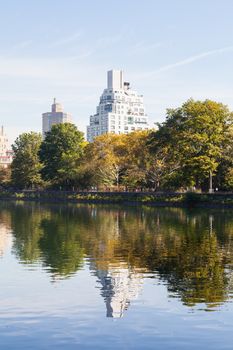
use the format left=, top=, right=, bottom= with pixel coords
left=0, top=202, right=233, bottom=317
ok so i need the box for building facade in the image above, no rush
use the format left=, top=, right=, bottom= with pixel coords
left=0, top=127, right=13, bottom=168
left=87, top=70, right=149, bottom=142
left=42, top=99, right=72, bottom=137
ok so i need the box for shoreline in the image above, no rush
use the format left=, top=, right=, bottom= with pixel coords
left=0, top=191, right=233, bottom=208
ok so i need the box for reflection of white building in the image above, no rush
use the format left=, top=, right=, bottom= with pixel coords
left=87, top=70, right=149, bottom=142
left=0, top=224, right=11, bottom=257
left=95, top=263, right=144, bottom=318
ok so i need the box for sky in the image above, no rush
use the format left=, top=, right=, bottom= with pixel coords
left=1, top=0, right=233, bottom=143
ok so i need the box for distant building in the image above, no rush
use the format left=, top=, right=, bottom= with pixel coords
left=87, top=69, right=149, bottom=142
left=42, top=99, right=72, bottom=138
left=0, top=126, right=8, bottom=157
left=0, top=127, right=13, bottom=168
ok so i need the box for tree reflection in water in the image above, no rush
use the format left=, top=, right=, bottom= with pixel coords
left=1, top=201, right=233, bottom=316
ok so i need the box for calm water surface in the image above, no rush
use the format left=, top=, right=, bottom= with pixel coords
left=0, top=202, right=233, bottom=349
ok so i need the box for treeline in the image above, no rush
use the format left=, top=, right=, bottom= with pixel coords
left=2, top=98, right=233, bottom=192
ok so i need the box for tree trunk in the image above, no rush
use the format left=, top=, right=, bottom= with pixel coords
left=209, top=171, right=213, bottom=193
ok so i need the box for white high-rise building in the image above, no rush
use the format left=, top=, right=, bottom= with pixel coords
left=0, top=126, right=8, bottom=157
left=0, top=127, right=13, bottom=168
left=87, top=70, right=149, bottom=142
left=42, top=99, right=72, bottom=138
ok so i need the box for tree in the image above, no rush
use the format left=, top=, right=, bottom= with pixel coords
left=148, top=99, right=233, bottom=191
left=85, top=133, right=127, bottom=189
left=84, top=131, right=153, bottom=190
left=0, top=166, right=11, bottom=187
left=121, top=131, right=151, bottom=189
left=39, top=123, right=85, bottom=188
left=147, top=129, right=180, bottom=190
left=215, top=124, right=233, bottom=190
left=11, top=132, right=43, bottom=189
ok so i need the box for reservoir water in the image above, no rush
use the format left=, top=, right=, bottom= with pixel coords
left=0, top=201, right=233, bottom=349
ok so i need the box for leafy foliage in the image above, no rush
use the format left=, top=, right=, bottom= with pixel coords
left=11, top=132, right=43, bottom=189
left=83, top=133, right=127, bottom=188
left=148, top=99, right=233, bottom=190
left=8, top=99, right=233, bottom=191
left=39, top=123, right=85, bottom=188
left=0, top=166, right=11, bottom=187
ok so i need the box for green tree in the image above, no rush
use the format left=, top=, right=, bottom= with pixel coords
left=148, top=99, right=233, bottom=191
left=11, top=132, right=43, bottom=189
left=147, top=130, right=180, bottom=190
left=39, top=123, right=85, bottom=188
left=85, top=133, right=127, bottom=189
left=84, top=131, right=152, bottom=190
left=122, top=131, right=151, bottom=189
left=0, top=166, right=11, bottom=187
left=215, top=125, right=233, bottom=190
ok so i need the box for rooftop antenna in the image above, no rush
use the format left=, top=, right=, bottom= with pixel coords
left=53, top=97, right=56, bottom=104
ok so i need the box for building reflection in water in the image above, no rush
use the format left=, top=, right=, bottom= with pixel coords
left=0, top=224, right=12, bottom=257
left=1, top=202, right=233, bottom=316
left=0, top=209, right=12, bottom=257
left=94, top=263, right=145, bottom=318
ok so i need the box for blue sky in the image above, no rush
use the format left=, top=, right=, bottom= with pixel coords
left=1, top=0, right=233, bottom=142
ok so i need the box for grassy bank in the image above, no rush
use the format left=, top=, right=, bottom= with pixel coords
left=0, top=190, right=233, bottom=208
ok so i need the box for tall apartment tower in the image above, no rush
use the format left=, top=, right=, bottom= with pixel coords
left=87, top=70, right=149, bottom=142
left=0, top=126, right=8, bottom=157
left=0, top=127, right=13, bottom=168
left=42, top=99, right=72, bottom=137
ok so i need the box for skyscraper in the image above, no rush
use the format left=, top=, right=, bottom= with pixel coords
left=0, top=126, right=8, bottom=157
left=42, top=99, right=72, bottom=137
left=0, top=127, right=13, bottom=168
left=87, top=70, right=149, bottom=142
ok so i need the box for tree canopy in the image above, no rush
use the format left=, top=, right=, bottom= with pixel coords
left=148, top=99, right=233, bottom=190
left=11, top=132, right=43, bottom=189
left=7, top=99, right=233, bottom=191
left=39, top=123, right=85, bottom=188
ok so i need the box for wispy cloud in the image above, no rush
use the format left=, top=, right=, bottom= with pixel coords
left=128, top=42, right=162, bottom=55
left=68, top=49, right=95, bottom=61
left=0, top=54, right=105, bottom=88
left=51, top=31, right=82, bottom=47
left=0, top=57, right=58, bottom=78
left=95, top=34, right=123, bottom=47
left=137, top=46, right=233, bottom=78
left=63, top=33, right=124, bottom=61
